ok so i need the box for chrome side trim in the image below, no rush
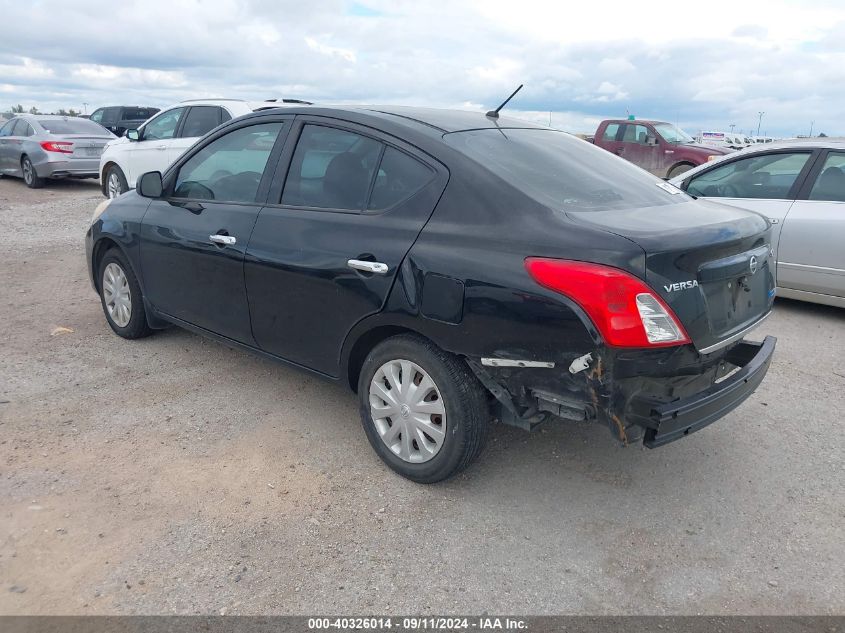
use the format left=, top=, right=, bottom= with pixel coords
left=481, top=358, right=555, bottom=369
left=697, top=311, right=771, bottom=355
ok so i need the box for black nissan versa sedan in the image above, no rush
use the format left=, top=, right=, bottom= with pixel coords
left=85, top=105, right=777, bottom=483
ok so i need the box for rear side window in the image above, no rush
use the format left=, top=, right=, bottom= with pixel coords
left=368, top=147, right=433, bottom=210
left=281, top=125, right=382, bottom=210
left=36, top=118, right=110, bottom=134
left=173, top=122, right=284, bottom=203
left=445, top=128, right=686, bottom=212
left=180, top=106, right=224, bottom=138
left=143, top=108, right=185, bottom=140
left=123, top=108, right=158, bottom=120
left=601, top=124, right=619, bottom=141
left=686, top=152, right=811, bottom=199
left=808, top=152, right=845, bottom=202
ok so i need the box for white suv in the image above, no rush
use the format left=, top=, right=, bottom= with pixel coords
left=99, top=98, right=307, bottom=198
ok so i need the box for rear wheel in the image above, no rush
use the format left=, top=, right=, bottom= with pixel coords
left=98, top=250, right=152, bottom=339
left=105, top=165, right=128, bottom=198
left=21, top=156, right=44, bottom=188
left=667, top=162, right=694, bottom=179
left=358, top=335, right=489, bottom=483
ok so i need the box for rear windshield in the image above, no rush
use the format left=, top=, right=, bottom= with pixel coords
left=122, top=108, right=158, bottom=120
left=444, top=128, right=689, bottom=212
left=37, top=118, right=110, bottom=135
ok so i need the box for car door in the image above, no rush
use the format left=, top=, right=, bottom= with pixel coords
left=777, top=150, right=845, bottom=299
left=2, top=119, right=28, bottom=175
left=682, top=149, right=819, bottom=263
left=129, top=107, right=187, bottom=183
left=167, top=106, right=231, bottom=165
left=617, top=123, right=660, bottom=174
left=598, top=122, right=622, bottom=155
left=0, top=119, right=16, bottom=172
left=245, top=118, right=448, bottom=376
left=139, top=117, right=292, bottom=344
left=100, top=107, right=121, bottom=135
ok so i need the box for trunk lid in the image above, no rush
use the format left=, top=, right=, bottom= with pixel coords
left=567, top=199, right=775, bottom=353
left=53, top=135, right=111, bottom=159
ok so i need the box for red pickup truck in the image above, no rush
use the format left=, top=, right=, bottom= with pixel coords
left=591, top=119, right=730, bottom=178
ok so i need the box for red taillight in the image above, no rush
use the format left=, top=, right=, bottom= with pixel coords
left=525, top=257, right=690, bottom=348
left=40, top=141, right=74, bottom=154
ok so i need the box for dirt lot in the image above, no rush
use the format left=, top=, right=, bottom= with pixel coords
left=0, top=176, right=843, bottom=615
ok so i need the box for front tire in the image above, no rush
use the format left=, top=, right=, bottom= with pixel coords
left=105, top=165, right=128, bottom=198
left=358, top=335, right=489, bottom=483
left=667, top=162, right=694, bottom=179
left=21, top=156, right=44, bottom=188
left=98, top=250, right=152, bottom=339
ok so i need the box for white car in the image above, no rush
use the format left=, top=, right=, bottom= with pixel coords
left=99, top=98, right=308, bottom=198
left=669, top=140, right=845, bottom=308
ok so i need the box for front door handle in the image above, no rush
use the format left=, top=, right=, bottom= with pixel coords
left=347, top=259, right=388, bottom=274
left=156, top=145, right=167, bottom=150
left=209, top=234, right=236, bottom=246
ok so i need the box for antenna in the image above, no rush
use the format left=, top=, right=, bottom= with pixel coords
left=486, top=84, right=523, bottom=119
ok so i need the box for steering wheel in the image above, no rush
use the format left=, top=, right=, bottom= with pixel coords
left=720, top=184, right=741, bottom=197
left=209, top=169, right=233, bottom=181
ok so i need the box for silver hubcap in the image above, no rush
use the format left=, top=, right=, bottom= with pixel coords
left=102, top=263, right=131, bottom=327
left=107, top=172, right=122, bottom=198
left=369, top=359, right=447, bottom=463
left=22, top=160, right=32, bottom=183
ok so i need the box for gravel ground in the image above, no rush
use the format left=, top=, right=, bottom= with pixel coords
left=0, top=176, right=843, bottom=615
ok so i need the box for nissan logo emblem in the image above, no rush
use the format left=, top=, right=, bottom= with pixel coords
left=749, top=255, right=758, bottom=275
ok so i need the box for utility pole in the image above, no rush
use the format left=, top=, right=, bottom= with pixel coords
left=757, top=111, right=765, bottom=136
left=809, top=120, right=814, bottom=137
left=83, top=102, right=88, bottom=114
left=729, top=123, right=735, bottom=133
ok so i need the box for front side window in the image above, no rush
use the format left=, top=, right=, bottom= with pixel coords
left=89, top=109, right=104, bottom=123
left=686, top=152, right=811, bottom=199
left=622, top=124, right=650, bottom=144
left=601, top=123, right=619, bottom=142
left=180, top=106, right=224, bottom=138
left=808, top=152, right=845, bottom=202
left=0, top=121, right=14, bottom=137
left=173, top=122, right=284, bottom=203
left=281, top=125, right=382, bottom=210
left=142, top=107, right=185, bottom=141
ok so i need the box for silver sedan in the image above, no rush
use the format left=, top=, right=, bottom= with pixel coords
left=669, top=140, right=845, bottom=308
left=0, top=114, right=115, bottom=188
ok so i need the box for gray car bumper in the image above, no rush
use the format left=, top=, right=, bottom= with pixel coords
left=34, top=157, right=100, bottom=178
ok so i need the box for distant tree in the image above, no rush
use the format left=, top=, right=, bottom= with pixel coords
left=11, top=104, right=24, bottom=113
left=818, top=132, right=828, bottom=137
left=68, top=108, right=79, bottom=117
left=56, top=108, right=68, bottom=116
left=28, top=106, right=40, bottom=114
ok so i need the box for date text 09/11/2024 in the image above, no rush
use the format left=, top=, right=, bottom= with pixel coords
left=307, top=617, right=528, bottom=630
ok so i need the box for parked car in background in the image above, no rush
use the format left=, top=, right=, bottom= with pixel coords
left=87, top=105, right=776, bottom=482
left=98, top=99, right=304, bottom=198
left=89, top=106, right=160, bottom=137
left=697, top=131, right=750, bottom=150
left=0, top=115, right=114, bottom=188
left=669, top=140, right=845, bottom=308
left=591, top=119, right=730, bottom=178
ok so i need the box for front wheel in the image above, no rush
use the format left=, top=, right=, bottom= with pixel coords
left=22, top=156, right=44, bottom=188
left=105, top=165, right=128, bottom=198
left=98, top=250, right=152, bottom=339
left=358, top=335, right=490, bottom=483
left=667, top=163, right=694, bottom=179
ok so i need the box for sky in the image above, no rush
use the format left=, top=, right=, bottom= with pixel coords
left=1, top=0, right=844, bottom=137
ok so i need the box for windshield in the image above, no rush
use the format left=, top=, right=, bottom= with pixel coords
left=444, top=128, right=690, bottom=212
left=654, top=123, right=694, bottom=144
left=37, top=118, right=111, bottom=135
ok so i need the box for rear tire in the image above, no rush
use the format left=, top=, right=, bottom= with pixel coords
left=105, top=165, right=128, bottom=198
left=667, top=163, right=694, bottom=179
left=21, top=156, right=44, bottom=189
left=98, top=249, right=152, bottom=339
left=358, top=334, right=489, bottom=483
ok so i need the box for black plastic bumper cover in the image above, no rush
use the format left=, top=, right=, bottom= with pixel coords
left=639, top=336, right=777, bottom=448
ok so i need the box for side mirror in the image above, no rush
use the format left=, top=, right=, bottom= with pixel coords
left=646, top=135, right=658, bottom=146
left=126, top=129, right=140, bottom=141
left=137, top=171, right=163, bottom=198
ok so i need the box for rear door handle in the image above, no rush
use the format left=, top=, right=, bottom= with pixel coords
left=209, top=234, right=236, bottom=246
left=347, top=259, right=388, bottom=274
left=156, top=145, right=167, bottom=150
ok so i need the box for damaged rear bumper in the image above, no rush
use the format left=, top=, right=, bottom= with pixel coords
left=630, top=336, right=776, bottom=447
